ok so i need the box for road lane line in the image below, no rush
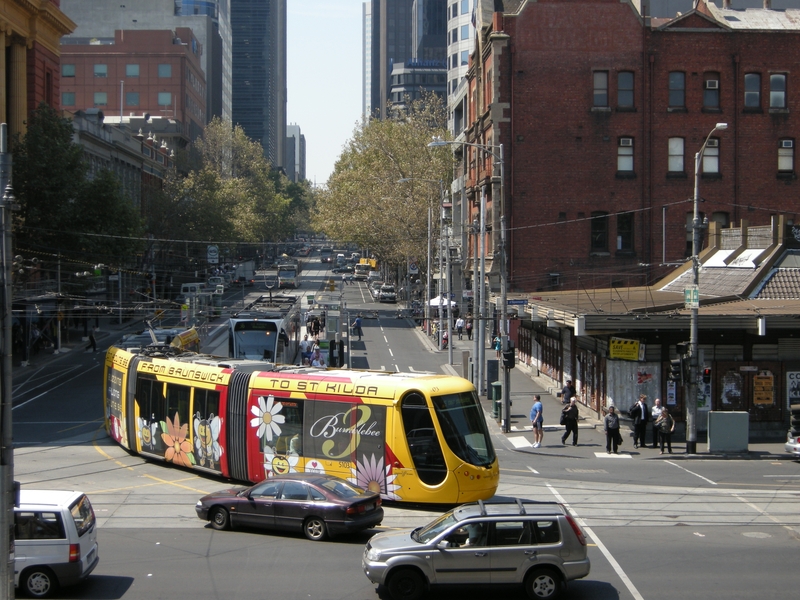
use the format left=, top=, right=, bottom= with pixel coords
left=731, top=493, right=799, bottom=534
left=13, top=365, right=98, bottom=410
left=547, top=483, right=644, bottom=600
left=527, top=466, right=539, bottom=474
left=664, top=460, right=717, bottom=485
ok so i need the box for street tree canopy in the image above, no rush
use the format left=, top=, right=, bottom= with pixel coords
left=316, top=95, right=452, bottom=270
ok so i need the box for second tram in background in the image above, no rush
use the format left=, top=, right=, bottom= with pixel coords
left=228, top=293, right=301, bottom=363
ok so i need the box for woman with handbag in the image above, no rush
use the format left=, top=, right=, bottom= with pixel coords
left=655, top=408, right=675, bottom=454
left=561, top=398, right=579, bottom=446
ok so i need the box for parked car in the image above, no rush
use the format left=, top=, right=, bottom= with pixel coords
left=362, top=499, right=590, bottom=600
left=15, top=489, right=99, bottom=598
left=379, top=284, right=397, bottom=303
left=195, top=473, right=383, bottom=541
left=785, top=429, right=800, bottom=456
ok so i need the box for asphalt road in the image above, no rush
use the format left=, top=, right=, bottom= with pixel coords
left=10, top=253, right=800, bottom=599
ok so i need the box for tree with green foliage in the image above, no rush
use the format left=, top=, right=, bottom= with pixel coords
left=316, top=94, right=452, bottom=272
left=11, top=103, right=144, bottom=265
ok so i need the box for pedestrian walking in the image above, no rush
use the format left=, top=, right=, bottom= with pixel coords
left=466, top=317, right=473, bottom=340
left=650, top=398, right=664, bottom=448
left=629, top=394, right=649, bottom=449
left=86, top=329, right=97, bottom=353
left=560, top=398, right=579, bottom=446
left=493, top=335, right=502, bottom=359
left=351, top=314, right=363, bottom=341
left=604, top=405, right=621, bottom=454
left=455, top=316, right=465, bottom=340
left=655, top=407, right=675, bottom=454
left=529, top=395, right=544, bottom=448
left=561, top=379, right=576, bottom=405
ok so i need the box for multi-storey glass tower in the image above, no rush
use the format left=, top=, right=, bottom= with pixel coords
left=231, top=0, right=286, bottom=168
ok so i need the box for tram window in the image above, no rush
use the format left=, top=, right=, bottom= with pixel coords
left=166, top=384, right=191, bottom=431
left=400, top=393, right=447, bottom=486
left=432, top=392, right=495, bottom=467
left=265, top=399, right=303, bottom=455
left=136, top=376, right=166, bottom=422
left=194, top=388, right=220, bottom=419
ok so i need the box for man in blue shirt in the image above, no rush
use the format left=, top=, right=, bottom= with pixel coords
left=351, top=314, right=363, bottom=341
left=529, top=395, right=544, bottom=448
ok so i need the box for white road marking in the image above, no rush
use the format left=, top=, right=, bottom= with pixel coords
left=763, top=474, right=800, bottom=478
left=547, top=483, right=644, bottom=600
left=13, top=366, right=98, bottom=411
left=388, top=349, right=394, bottom=357
left=508, top=436, right=532, bottom=449
left=526, top=466, right=539, bottom=474
left=594, top=452, right=633, bottom=459
left=664, top=460, right=717, bottom=485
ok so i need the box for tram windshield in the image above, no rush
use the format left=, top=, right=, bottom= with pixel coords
left=231, top=320, right=279, bottom=360
left=431, top=391, right=496, bottom=467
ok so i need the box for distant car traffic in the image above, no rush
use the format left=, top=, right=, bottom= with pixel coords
left=379, top=284, right=397, bottom=303
left=195, top=473, right=383, bottom=541
left=369, top=281, right=384, bottom=299
left=362, top=499, right=590, bottom=600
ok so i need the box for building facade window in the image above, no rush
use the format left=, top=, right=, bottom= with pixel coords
left=158, top=64, right=172, bottom=78
left=617, top=138, right=634, bottom=172
left=591, top=212, right=609, bottom=253
left=94, top=92, right=108, bottom=105
left=460, top=24, right=469, bottom=40
left=461, top=50, right=469, bottom=66
left=770, top=74, right=786, bottom=109
left=461, top=0, right=469, bottom=13
left=703, top=72, right=720, bottom=109
left=779, top=139, right=794, bottom=173
left=62, top=64, right=75, bottom=77
left=703, top=139, right=720, bottom=174
left=744, top=73, right=761, bottom=108
left=668, top=137, right=685, bottom=173
left=617, top=71, right=634, bottom=108
left=94, top=64, right=107, bottom=77
left=669, top=71, right=685, bottom=108
left=126, top=64, right=140, bottom=77
left=61, top=92, right=75, bottom=106
left=158, top=92, right=172, bottom=106
left=617, top=212, right=634, bottom=252
left=126, top=92, right=140, bottom=106
left=593, top=71, right=608, bottom=107
left=711, top=211, right=730, bottom=229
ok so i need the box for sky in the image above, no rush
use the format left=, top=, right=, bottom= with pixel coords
left=287, top=1, right=364, bottom=187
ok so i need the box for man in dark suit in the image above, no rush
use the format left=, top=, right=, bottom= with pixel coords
left=629, top=394, right=649, bottom=449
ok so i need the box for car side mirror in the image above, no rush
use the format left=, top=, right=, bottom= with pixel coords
left=437, top=540, right=450, bottom=550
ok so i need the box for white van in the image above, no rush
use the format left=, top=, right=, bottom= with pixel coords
left=15, top=490, right=99, bottom=598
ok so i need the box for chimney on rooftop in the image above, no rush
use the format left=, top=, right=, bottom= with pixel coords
left=722, top=0, right=731, bottom=8
left=763, top=0, right=771, bottom=8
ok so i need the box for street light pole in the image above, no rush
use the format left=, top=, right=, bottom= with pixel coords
left=688, top=122, right=728, bottom=455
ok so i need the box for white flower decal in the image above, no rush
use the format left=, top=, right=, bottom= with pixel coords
left=349, top=453, right=402, bottom=501
left=263, top=446, right=299, bottom=478
left=250, top=395, right=285, bottom=442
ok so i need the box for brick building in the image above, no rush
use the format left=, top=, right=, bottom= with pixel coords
left=0, top=0, right=75, bottom=139
left=464, top=0, right=800, bottom=296
left=60, top=28, right=207, bottom=143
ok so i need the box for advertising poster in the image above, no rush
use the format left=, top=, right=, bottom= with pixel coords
left=787, top=371, right=800, bottom=407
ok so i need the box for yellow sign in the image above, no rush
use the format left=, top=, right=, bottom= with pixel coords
left=753, top=374, right=774, bottom=405
left=609, top=337, right=640, bottom=361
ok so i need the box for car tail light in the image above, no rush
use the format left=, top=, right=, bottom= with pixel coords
left=565, top=515, right=587, bottom=546
left=69, top=543, right=80, bottom=562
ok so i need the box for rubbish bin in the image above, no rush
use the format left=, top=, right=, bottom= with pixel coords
left=490, top=382, right=502, bottom=418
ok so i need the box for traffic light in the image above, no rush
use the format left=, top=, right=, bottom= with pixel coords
left=702, top=367, right=711, bottom=384
left=668, top=358, right=683, bottom=382
left=502, top=349, right=515, bottom=369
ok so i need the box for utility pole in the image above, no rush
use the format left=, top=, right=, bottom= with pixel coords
left=0, top=122, right=16, bottom=600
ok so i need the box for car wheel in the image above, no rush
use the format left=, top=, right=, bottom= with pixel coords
left=22, top=566, right=58, bottom=598
left=209, top=506, right=231, bottom=531
left=303, top=516, right=327, bottom=541
left=525, top=568, right=563, bottom=600
left=386, top=568, right=425, bottom=600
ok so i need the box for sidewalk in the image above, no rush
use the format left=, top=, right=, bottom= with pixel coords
left=417, top=326, right=790, bottom=461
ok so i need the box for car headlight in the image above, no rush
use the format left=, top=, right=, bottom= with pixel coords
left=366, top=547, right=382, bottom=562
left=196, top=500, right=203, bottom=508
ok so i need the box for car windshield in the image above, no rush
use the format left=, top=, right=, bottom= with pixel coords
left=431, top=391, right=496, bottom=467
left=414, top=510, right=458, bottom=543
left=319, top=478, right=366, bottom=499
